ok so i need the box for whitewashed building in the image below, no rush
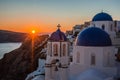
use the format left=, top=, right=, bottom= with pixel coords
left=44, top=24, right=118, bottom=80
left=89, top=12, right=120, bottom=46
left=26, top=12, right=120, bottom=80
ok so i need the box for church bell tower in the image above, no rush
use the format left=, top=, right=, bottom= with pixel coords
left=45, top=24, right=69, bottom=80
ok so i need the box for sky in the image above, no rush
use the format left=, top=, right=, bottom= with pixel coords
left=0, top=0, right=120, bottom=33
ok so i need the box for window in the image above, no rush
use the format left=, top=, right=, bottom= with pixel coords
left=102, top=24, right=105, bottom=30
left=76, top=52, right=80, bottom=63
left=63, top=44, right=66, bottom=56
left=48, top=43, right=52, bottom=56
left=50, top=43, right=52, bottom=56
left=91, top=54, right=96, bottom=65
left=53, top=44, right=58, bottom=56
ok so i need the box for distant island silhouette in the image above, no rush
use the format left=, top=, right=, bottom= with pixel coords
left=0, top=30, right=27, bottom=43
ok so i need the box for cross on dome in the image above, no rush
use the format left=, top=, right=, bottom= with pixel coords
left=57, top=24, right=61, bottom=29
left=49, top=24, right=67, bottom=41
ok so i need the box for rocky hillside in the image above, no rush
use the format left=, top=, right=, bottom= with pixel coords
left=0, top=34, right=49, bottom=80
left=0, top=30, right=27, bottom=43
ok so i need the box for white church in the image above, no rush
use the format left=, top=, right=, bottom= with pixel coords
left=26, top=12, right=120, bottom=80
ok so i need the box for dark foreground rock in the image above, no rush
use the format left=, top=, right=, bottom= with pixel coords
left=0, top=34, right=48, bottom=80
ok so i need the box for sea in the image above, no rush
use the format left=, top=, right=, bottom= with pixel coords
left=0, top=43, right=21, bottom=59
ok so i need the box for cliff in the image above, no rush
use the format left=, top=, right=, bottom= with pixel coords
left=0, top=34, right=49, bottom=80
left=0, top=30, right=27, bottom=43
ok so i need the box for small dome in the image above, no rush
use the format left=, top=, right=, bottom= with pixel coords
left=49, top=24, right=67, bottom=41
left=92, top=12, right=113, bottom=21
left=75, top=27, right=112, bottom=46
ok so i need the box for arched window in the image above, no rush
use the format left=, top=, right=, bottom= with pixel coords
left=102, top=24, right=105, bottom=30
left=48, top=43, right=52, bottom=56
left=53, top=44, right=58, bottom=56
left=76, top=52, right=80, bottom=63
left=91, top=53, right=96, bottom=65
left=50, top=43, right=52, bottom=56
left=63, top=44, right=66, bottom=56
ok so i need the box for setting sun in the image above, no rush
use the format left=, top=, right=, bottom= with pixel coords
left=32, top=30, right=35, bottom=34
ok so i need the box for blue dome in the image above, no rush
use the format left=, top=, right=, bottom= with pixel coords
left=49, top=29, right=67, bottom=41
left=92, top=12, right=113, bottom=21
left=75, top=27, right=112, bottom=46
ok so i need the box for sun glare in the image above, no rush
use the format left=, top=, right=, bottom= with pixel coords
left=32, top=30, right=35, bottom=34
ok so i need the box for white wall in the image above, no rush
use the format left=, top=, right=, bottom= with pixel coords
left=116, top=21, right=120, bottom=32
left=73, top=46, right=115, bottom=68
left=90, top=21, right=116, bottom=39
left=71, top=45, right=117, bottom=77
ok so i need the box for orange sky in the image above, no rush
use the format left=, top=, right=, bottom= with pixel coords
left=0, top=15, right=90, bottom=33
left=0, top=0, right=120, bottom=33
